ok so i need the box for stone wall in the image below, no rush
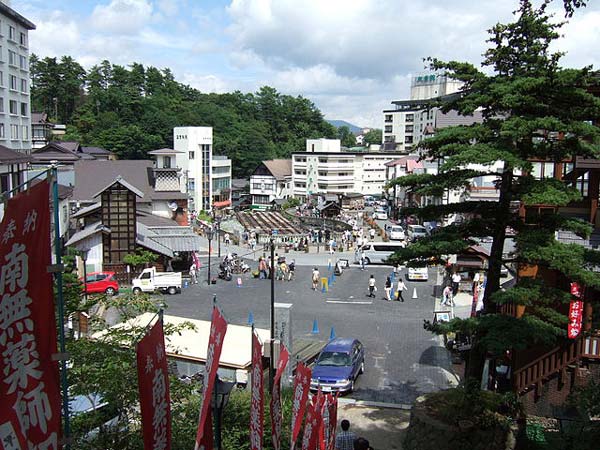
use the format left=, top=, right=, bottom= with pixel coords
left=403, top=398, right=518, bottom=450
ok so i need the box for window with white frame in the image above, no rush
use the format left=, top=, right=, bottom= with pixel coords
left=8, top=50, right=16, bottom=66
left=21, top=125, right=28, bottom=140
left=9, top=99, right=17, bottom=115
left=19, top=32, right=26, bottom=47
left=19, top=55, right=26, bottom=70
left=0, top=71, right=3, bottom=86
left=20, top=102, right=27, bottom=116
left=10, top=124, right=18, bottom=139
left=0, top=123, right=4, bottom=138
left=8, top=26, right=15, bottom=41
left=0, top=97, right=3, bottom=113
left=9, top=74, right=17, bottom=90
left=20, top=78, right=26, bottom=93
left=189, top=151, right=195, bottom=160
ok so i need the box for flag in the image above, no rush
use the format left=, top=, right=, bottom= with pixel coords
left=300, top=396, right=320, bottom=450
left=195, top=307, right=228, bottom=450
left=568, top=282, right=584, bottom=339
left=137, top=318, right=171, bottom=450
left=0, top=180, right=62, bottom=449
left=271, top=343, right=289, bottom=450
left=322, top=394, right=338, bottom=450
left=290, top=362, right=312, bottom=449
left=250, top=330, right=264, bottom=450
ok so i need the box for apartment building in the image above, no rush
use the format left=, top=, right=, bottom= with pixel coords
left=291, top=139, right=403, bottom=200
left=173, top=126, right=232, bottom=212
left=0, top=2, right=35, bottom=154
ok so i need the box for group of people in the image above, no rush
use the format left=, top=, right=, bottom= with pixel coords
left=335, top=419, right=373, bottom=450
left=366, top=273, right=408, bottom=301
left=257, top=255, right=295, bottom=281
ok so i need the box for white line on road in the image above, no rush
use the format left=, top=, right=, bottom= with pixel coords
left=326, top=300, right=373, bottom=305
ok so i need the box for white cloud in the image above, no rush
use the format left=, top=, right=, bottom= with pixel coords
left=157, top=0, right=179, bottom=17
left=91, top=0, right=153, bottom=35
left=181, top=73, right=232, bottom=94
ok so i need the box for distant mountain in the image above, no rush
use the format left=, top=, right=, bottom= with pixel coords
left=326, top=120, right=362, bottom=134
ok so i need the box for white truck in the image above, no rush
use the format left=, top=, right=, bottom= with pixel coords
left=132, top=267, right=182, bottom=295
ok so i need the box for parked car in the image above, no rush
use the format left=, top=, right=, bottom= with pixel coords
left=372, top=208, right=388, bottom=220
left=407, top=266, right=429, bottom=281
left=132, top=267, right=182, bottom=295
left=388, top=225, right=405, bottom=241
left=310, top=338, right=364, bottom=393
left=82, top=271, right=119, bottom=295
left=407, top=224, right=428, bottom=241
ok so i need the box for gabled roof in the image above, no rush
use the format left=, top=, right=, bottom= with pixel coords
left=31, top=142, right=81, bottom=163
left=92, top=176, right=144, bottom=199
left=253, top=159, right=292, bottom=180
left=57, top=141, right=81, bottom=153
left=65, top=222, right=111, bottom=247
left=71, top=202, right=101, bottom=219
left=0, top=145, right=32, bottom=164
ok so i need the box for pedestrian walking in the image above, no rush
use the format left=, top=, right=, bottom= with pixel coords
left=287, top=259, right=295, bottom=281
left=369, top=228, right=376, bottom=240
left=189, top=263, right=198, bottom=284
left=312, top=267, right=320, bottom=291
left=360, top=250, right=366, bottom=270
left=224, top=232, right=230, bottom=246
left=396, top=279, right=407, bottom=302
left=452, top=271, right=461, bottom=296
left=442, top=285, right=454, bottom=306
left=258, top=257, right=268, bottom=279
left=367, top=275, right=376, bottom=298
left=335, top=419, right=357, bottom=450
left=384, top=276, right=393, bottom=301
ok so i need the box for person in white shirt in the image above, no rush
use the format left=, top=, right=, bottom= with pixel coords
left=452, top=272, right=462, bottom=296
left=368, top=275, right=376, bottom=298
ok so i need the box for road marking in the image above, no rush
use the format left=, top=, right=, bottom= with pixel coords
left=326, top=300, right=373, bottom=305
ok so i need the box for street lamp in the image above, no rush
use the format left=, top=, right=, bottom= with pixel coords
left=206, top=227, right=214, bottom=285
left=269, top=235, right=275, bottom=391
left=80, top=247, right=90, bottom=304
left=212, top=377, right=235, bottom=450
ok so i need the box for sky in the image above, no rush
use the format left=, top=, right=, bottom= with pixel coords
left=15, top=0, right=600, bottom=128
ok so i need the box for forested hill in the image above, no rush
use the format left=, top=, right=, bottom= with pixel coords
left=29, top=55, right=337, bottom=177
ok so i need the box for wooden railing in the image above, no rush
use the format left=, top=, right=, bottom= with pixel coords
left=513, top=338, right=584, bottom=394
left=582, top=335, right=600, bottom=359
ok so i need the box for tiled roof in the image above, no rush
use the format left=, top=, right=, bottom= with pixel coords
left=65, top=222, right=111, bottom=247
left=81, top=146, right=112, bottom=155
left=262, top=159, right=292, bottom=180
left=0, top=145, right=32, bottom=164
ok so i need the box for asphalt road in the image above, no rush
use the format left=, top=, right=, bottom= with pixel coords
left=161, top=260, right=456, bottom=404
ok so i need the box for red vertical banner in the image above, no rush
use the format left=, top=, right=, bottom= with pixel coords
left=568, top=282, right=584, bottom=339
left=195, top=307, right=228, bottom=450
left=250, top=331, right=264, bottom=450
left=322, top=394, right=338, bottom=450
left=136, top=318, right=171, bottom=450
left=301, top=396, right=320, bottom=450
left=290, top=362, right=312, bottom=449
left=271, top=342, right=289, bottom=450
left=0, top=180, right=61, bottom=449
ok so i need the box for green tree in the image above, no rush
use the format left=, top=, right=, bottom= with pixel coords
left=337, top=125, right=356, bottom=148
left=363, top=129, right=382, bottom=146
left=387, top=0, right=600, bottom=380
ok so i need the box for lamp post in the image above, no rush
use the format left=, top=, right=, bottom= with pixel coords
left=269, top=235, right=275, bottom=392
left=217, top=217, right=221, bottom=258
left=206, top=227, right=214, bottom=285
left=212, top=377, right=235, bottom=450
left=80, top=248, right=89, bottom=305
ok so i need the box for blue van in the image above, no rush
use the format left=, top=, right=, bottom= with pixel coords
left=310, top=338, right=364, bottom=393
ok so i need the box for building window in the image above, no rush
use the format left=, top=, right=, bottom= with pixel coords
left=574, top=172, right=589, bottom=197
left=8, top=26, right=15, bottom=41
left=19, top=32, right=26, bottom=47
left=20, top=78, right=26, bottom=93
left=0, top=71, right=3, bottom=86
left=10, top=124, right=18, bottom=139
left=0, top=97, right=3, bottom=113
left=163, top=156, right=171, bottom=169
left=21, top=126, right=28, bottom=140
left=405, top=125, right=414, bottom=133
left=188, top=178, right=195, bottom=192
left=384, top=125, right=392, bottom=133
left=405, top=114, right=414, bottom=123
left=20, top=102, right=27, bottom=116
left=19, top=55, right=26, bottom=70
left=9, top=74, right=17, bottom=90
left=8, top=50, right=16, bottom=66
left=254, top=194, right=270, bottom=205
left=385, top=114, right=393, bottom=122
left=189, top=151, right=195, bottom=160
left=9, top=99, right=17, bottom=115
left=0, top=123, right=4, bottom=138
left=405, top=136, right=414, bottom=144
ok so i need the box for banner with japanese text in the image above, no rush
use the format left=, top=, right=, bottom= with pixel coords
left=568, top=282, right=584, bottom=339
left=250, top=330, right=264, bottom=450
left=271, top=342, right=289, bottom=450
left=0, top=180, right=62, bottom=449
left=300, top=396, right=320, bottom=450
left=195, top=306, right=228, bottom=450
left=136, top=317, right=171, bottom=450
left=290, top=362, right=311, bottom=449
left=320, top=394, right=337, bottom=450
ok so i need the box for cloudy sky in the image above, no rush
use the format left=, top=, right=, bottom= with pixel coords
left=16, top=0, right=600, bottom=127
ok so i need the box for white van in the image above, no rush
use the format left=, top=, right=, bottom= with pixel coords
left=356, top=242, right=405, bottom=265
left=407, top=224, right=428, bottom=242
left=389, top=225, right=405, bottom=241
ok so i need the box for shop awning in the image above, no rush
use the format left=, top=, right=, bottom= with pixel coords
left=213, top=200, right=231, bottom=208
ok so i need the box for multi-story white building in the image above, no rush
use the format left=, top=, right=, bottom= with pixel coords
left=250, top=159, right=292, bottom=209
left=382, top=73, right=463, bottom=153
left=0, top=2, right=35, bottom=154
left=291, top=139, right=403, bottom=200
left=173, top=126, right=232, bottom=212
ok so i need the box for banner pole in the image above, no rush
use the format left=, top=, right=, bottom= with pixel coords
left=52, top=166, right=71, bottom=448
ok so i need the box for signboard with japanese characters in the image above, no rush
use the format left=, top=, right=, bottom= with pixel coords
left=290, top=362, right=311, bottom=449
left=321, top=393, right=337, bottom=450
left=136, top=318, right=171, bottom=450
left=568, top=282, right=584, bottom=339
left=194, top=307, right=228, bottom=450
left=250, top=330, right=264, bottom=450
left=300, top=395, right=320, bottom=450
left=270, top=342, right=289, bottom=450
left=0, top=181, right=62, bottom=449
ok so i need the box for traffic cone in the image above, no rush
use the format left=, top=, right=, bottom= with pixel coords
left=312, top=319, right=319, bottom=334
left=412, top=287, right=418, bottom=299
left=247, top=311, right=254, bottom=325
left=329, top=326, right=336, bottom=340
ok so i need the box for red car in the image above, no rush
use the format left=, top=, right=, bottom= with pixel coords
left=82, top=272, right=119, bottom=295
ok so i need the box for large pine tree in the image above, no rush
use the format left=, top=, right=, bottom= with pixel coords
left=388, top=0, right=600, bottom=380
